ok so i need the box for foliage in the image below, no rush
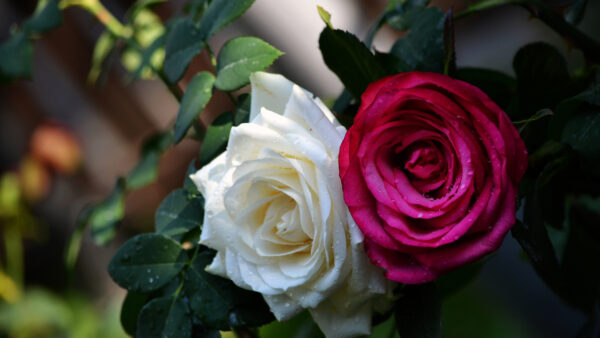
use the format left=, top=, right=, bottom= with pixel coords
left=1, top=0, right=600, bottom=337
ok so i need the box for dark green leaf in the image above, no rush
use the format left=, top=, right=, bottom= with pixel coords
left=233, top=93, right=251, bottom=126
left=374, top=51, right=411, bottom=75
left=192, top=326, right=222, bottom=338
left=385, top=0, right=430, bottom=31
left=126, top=151, right=160, bottom=189
left=565, top=0, right=588, bottom=25
left=390, top=7, right=445, bottom=73
left=550, top=85, right=600, bottom=140
left=259, top=310, right=323, bottom=338
left=136, top=296, right=192, bottom=338
left=164, top=19, right=204, bottom=83
left=184, top=160, right=200, bottom=195
left=155, top=189, right=204, bottom=240
left=121, top=292, right=150, bottom=335
left=436, top=259, right=485, bottom=299
left=183, top=247, right=274, bottom=330
left=513, top=42, right=579, bottom=120
left=199, top=111, right=233, bottom=166
left=126, top=132, right=173, bottom=189
left=108, top=233, right=187, bottom=292
left=576, top=302, right=600, bottom=338
left=131, top=33, right=167, bottom=79
left=0, top=32, right=34, bottom=83
left=456, top=68, right=516, bottom=112
left=64, top=205, right=94, bottom=274
left=442, top=8, right=456, bottom=76
left=215, top=37, right=282, bottom=91
left=394, top=283, right=442, bottom=338
left=319, top=28, right=385, bottom=100
left=363, top=0, right=430, bottom=48
left=174, top=71, right=215, bottom=143
left=514, top=108, right=554, bottom=133
left=512, top=153, right=574, bottom=297
left=559, top=195, right=600, bottom=312
left=89, top=178, right=126, bottom=245
left=561, top=108, right=600, bottom=175
left=23, top=0, right=62, bottom=34
left=197, top=0, right=255, bottom=40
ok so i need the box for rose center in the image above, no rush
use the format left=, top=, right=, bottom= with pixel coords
left=401, top=142, right=444, bottom=180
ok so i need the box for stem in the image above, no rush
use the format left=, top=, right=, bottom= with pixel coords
left=205, top=43, right=218, bottom=68
left=226, top=91, right=237, bottom=106
left=60, top=0, right=132, bottom=39
left=531, top=5, right=600, bottom=64
left=4, top=225, right=23, bottom=288
left=61, top=0, right=186, bottom=102
left=454, top=0, right=600, bottom=63
left=158, top=71, right=183, bottom=101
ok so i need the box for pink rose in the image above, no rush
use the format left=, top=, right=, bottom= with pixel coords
left=339, top=71, right=527, bottom=284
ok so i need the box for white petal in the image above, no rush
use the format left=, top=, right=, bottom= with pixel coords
left=263, top=293, right=303, bottom=321
left=250, top=72, right=294, bottom=121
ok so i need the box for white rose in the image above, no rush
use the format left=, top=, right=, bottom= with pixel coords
left=191, top=72, right=387, bottom=337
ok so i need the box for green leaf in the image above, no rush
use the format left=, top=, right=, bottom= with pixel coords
left=513, top=42, right=580, bottom=120
left=512, top=153, right=574, bottom=296
left=559, top=195, right=600, bottom=312
left=550, top=85, right=600, bottom=140
left=108, top=233, right=187, bottom=292
left=215, top=37, right=282, bottom=91
left=442, top=8, right=456, bottom=76
left=163, top=19, right=204, bottom=83
left=456, top=67, right=517, bottom=112
left=136, top=296, right=192, bottom=338
left=561, top=107, right=600, bottom=175
left=259, top=311, right=323, bottom=338
left=514, top=108, right=554, bottom=133
left=317, top=6, right=333, bottom=29
left=363, top=0, right=430, bottom=47
left=390, top=7, right=445, bottom=73
left=87, top=31, right=117, bottom=83
left=374, top=51, right=411, bottom=75
left=155, top=189, right=204, bottom=241
left=319, top=28, right=385, bottom=100
left=126, top=132, right=173, bottom=189
left=199, top=111, right=233, bottom=166
left=233, top=93, right=251, bottom=125
left=129, top=0, right=167, bottom=20
left=174, top=71, right=215, bottom=143
left=121, top=292, right=150, bottom=335
left=436, top=259, right=485, bottom=299
left=126, top=152, right=160, bottom=189
left=183, top=160, right=200, bottom=195
left=0, top=32, right=34, bottom=83
left=394, top=283, right=442, bottom=338
left=183, top=247, right=274, bottom=330
left=89, top=179, right=126, bottom=246
left=385, top=0, right=430, bottom=30
left=565, top=0, right=588, bottom=25
left=131, top=33, right=167, bottom=80
left=122, top=8, right=165, bottom=79
left=23, top=0, right=62, bottom=34
left=197, top=0, right=255, bottom=40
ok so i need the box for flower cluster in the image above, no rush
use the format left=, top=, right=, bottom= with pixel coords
left=193, top=71, right=526, bottom=336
